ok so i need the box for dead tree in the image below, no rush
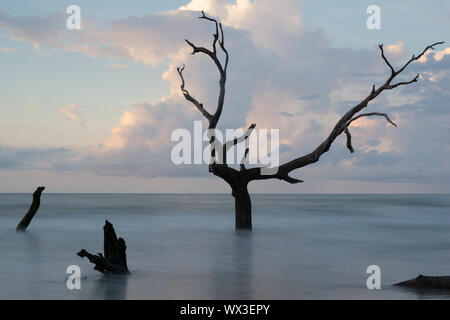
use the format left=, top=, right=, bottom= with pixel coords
left=395, top=274, right=450, bottom=290
left=16, top=186, right=45, bottom=232
left=178, top=11, right=443, bottom=229
left=77, top=220, right=130, bottom=274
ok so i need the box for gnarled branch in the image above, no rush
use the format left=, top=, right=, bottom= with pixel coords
left=240, top=147, right=249, bottom=171
left=396, top=42, right=444, bottom=75
left=177, top=65, right=212, bottom=121
left=343, top=126, right=354, bottom=153
left=178, top=11, right=229, bottom=129
left=199, top=10, right=219, bottom=54
left=242, top=41, right=444, bottom=183
left=378, top=44, right=395, bottom=74
left=347, top=112, right=397, bottom=127
left=222, top=123, right=255, bottom=164
left=379, top=42, right=444, bottom=90
left=225, top=123, right=256, bottom=151
left=340, top=112, right=397, bottom=154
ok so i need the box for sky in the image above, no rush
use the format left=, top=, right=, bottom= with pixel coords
left=0, top=0, right=449, bottom=193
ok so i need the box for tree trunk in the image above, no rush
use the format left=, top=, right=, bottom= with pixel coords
left=77, top=220, right=130, bottom=274
left=233, top=184, right=252, bottom=230
left=16, top=186, right=45, bottom=232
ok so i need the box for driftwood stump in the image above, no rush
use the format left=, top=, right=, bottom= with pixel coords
left=395, top=274, right=450, bottom=290
left=77, top=220, right=130, bottom=274
left=16, top=186, right=45, bottom=232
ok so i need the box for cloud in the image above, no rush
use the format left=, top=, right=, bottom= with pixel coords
left=0, top=8, right=206, bottom=65
left=1, top=0, right=449, bottom=190
left=434, top=47, right=450, bottom=62
left=280, top=111, right=294, bottom=118
left=0, top=47, right=18, bottom=53
left=418, top=45, right=450, bottom=63
left=59, top=104, right=87, bottom=126
left=0, top=145, right=72, bottom=170
left=107, top=63, right=127, bottom=69
left=181, top=0, right=304, bottom=51
left=0, top=9, right=65, bottom=50
left=53, top=3, right=450, bottom=187
left=385, top=42, right=406, bottom=60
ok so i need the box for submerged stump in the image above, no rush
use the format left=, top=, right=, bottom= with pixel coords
left=16, top=186, right=45, bottom=232
left=395, top=274, right=450, bottom=290
left=77, top=220, right=130, bottom=274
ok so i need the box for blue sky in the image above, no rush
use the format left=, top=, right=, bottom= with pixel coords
left=0, top=0, right=449, bottom=193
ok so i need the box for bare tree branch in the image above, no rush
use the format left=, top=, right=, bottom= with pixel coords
left=199, top=10, right=219, bottom=54
left=242, top=41, right=444, bottom=184
left=343, top=126, right=354, bottom=153
left=279, top=174, right=304, bottom=184
left=396, top=42, right=444, bottom=75
left=240, top=147, right=249, bottom=171
left=379, top=42, right=444, bottom=89
left=184, top=39, right=223, bottom=73
left=379, top=44, right=395, bottom=74
left=179, top=11, right=229, bottom=130
left=221, top=123, right=255, bottom=165
left=177, top=65, right=213, bottom=122
left=347, top=112, right=397, bottom=128
left=179, top=12, right=442, bottom=230
left=218, top=22, right=229, bottom=70
left=387, top=74, right=419, bottom=89
left=339, top=112, right=397, bottom=154
left=224, top=124, right=256, bottom=152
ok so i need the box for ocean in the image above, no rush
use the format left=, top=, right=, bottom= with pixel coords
left=0, top=193, right=449, bottom=300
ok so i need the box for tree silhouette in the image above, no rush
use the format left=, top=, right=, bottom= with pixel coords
left=178, top=11, right=443, bottom=230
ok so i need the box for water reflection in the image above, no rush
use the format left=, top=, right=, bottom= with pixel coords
left=18, top=231, right=41, bottom=298
left=394, top=285, right=450, bottom=300
left=232, top=230, right=254, bottom=298
left=92, top=274, right=129, bottom=300
left=210, top=230, right=253, bottom=299
left=1, top=194, right=450, bottom=299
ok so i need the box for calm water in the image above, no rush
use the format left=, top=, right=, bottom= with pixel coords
left=0, top=193, right=449, bottom=300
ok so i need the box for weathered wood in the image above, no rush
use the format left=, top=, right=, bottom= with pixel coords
left=178, top=12, right=443, bottom=230
left=77, top=220, right=130, bottom=274
left=233, top=185, right=252, bottom=230
left=16, top=186, right=45, bottom=232
left=395, top=274, right=450, bottom=290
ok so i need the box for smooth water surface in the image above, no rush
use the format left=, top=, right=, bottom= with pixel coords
left=0, top=193, right=449, bottom=299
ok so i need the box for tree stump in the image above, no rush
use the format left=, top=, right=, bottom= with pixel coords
left=77, top=220, right=130, bottom=274
left=16, top=186, right=45, bottom=232
left=395, top=274, right=450, bottom=289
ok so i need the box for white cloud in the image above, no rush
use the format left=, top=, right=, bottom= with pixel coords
left=385, top=42, right=406, bottom=60
left=181, top=0, right=304, bottom=52
left=418, top=45, right=450, bottom=63
left=434, top=47, right=450, bottom=62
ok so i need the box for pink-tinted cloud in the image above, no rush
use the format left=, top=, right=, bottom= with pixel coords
left=60, top=104, right=87, bottom=126
left=1, top=0, right=449, bottom=192
left=0, top=46, right=18, bottom=53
